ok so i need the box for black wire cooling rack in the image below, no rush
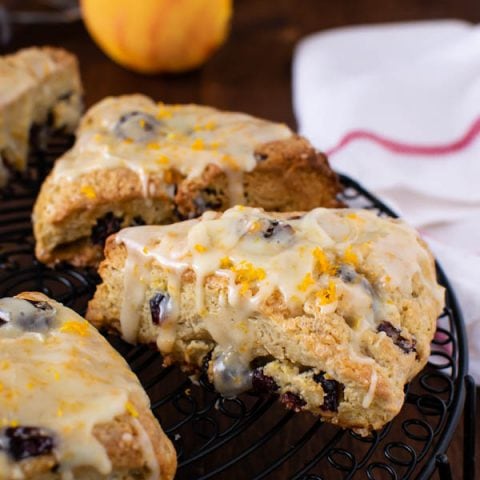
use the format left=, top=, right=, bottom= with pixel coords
left=0, top=135, right=475, bottom=479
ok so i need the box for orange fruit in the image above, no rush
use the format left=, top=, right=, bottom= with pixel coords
left=81, top=0, right=232, bottom=74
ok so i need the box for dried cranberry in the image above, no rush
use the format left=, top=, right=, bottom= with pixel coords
left=254, top=152, right=268, bottom=162
left=251, top=369, right=279, bottom=394
left=192, top=190, right=223, bottom=216
left=131, top=216, right=146, bottom=226
left=262, top=220, right=295, bottom=240
left=91, top=212, right=123, bottom=246
left=149, top=292, right=170, bottom=325
left=280, top=392, right=306, bottom=412
left=0, top=426, right=55, bottom=461
left=313, top=372, right=344, bottom=412
left=338, top=265, right=357, bottom=283
left=58, top=90, right=73, bottom=101
left=377, top=321, right=416, bottom=354
left=263, top=220, right=279, bottom=238
left=0, top=298, right=57, bottom=332
left=114, top=111, right=160, bottom=142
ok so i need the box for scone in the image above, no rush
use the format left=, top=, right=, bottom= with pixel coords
left=86, top=206, right=445, bottom=435
left=0, top=47, right=83, bottom=186
left=0, top=292, right=176, bottom=480
left=33, top=94, right=342, bottom=267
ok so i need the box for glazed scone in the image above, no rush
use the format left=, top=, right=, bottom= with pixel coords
left=0, top=47, right=83, bottom=186
left=87, top=207, right=444, bottom=435
left=32, top=94, right=342, bottom=267
left=0, top=292, right=176, bottom=480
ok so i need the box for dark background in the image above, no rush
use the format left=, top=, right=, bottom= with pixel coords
left=3, top=1, right=479, bottom=478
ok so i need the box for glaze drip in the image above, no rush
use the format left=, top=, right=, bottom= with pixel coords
left=115, top=207, right=444, bottom=398
left=51, top=95, right=293, bottom=201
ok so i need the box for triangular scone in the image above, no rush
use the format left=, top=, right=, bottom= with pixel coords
left=87, top=206, right=444, bottom=435
left=0, top=47, right=83, bottom=186
left=33, top=94, right=342, bottom=267
left=0, top=292, right=176, bottom=480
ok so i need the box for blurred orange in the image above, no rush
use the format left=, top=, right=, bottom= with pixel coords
left=80, top=0, right=232, bottom=74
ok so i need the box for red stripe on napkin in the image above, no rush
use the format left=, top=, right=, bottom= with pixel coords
left=326, top=116, right=480, bottom=157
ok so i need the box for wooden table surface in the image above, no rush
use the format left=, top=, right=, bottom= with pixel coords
left=3, top=1, right=479, bottom=478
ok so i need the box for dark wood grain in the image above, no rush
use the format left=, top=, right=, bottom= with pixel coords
left=3, top=1, right=478, bottom=478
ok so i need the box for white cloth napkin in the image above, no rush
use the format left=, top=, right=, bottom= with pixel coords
left=293, top=20, right=480, bottom=382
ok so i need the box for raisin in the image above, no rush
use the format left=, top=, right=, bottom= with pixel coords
left=192, top=190, right=223, bottom=216
left=58, top=91, right=73, bottom=101
left=377, top=321, right=416, bottom=354
left=25, top=300, right=55, bottom=313
left=313, top=372, right=344, bottom=412
left=262, top=220, right=294, bottom=239
left=0, top=298, right=57, bottom=332
left=131, top=216, right=146, bottom=226
left=252, top=369, right=278, bottom=393
left=338, top=265, right=357, bottom=283
left=91, top=212, right=123, bottom=246
left=254, top=152, right=268, bottom=162
left=280, top=392, right=306, bottom=412
left=263, top=220, right=279, bottom=238
left=0, top=426, right=55, bottom=461
left=149, top=292, right=170, bottom=325
left=114, top=111, right=161, bottom=142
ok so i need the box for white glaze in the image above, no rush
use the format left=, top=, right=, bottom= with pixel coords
left=0, top=295, right=159, bottom=479
left=50, top=95, right=293, bottom=201
left=115, top=206, right=444, bottom=400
